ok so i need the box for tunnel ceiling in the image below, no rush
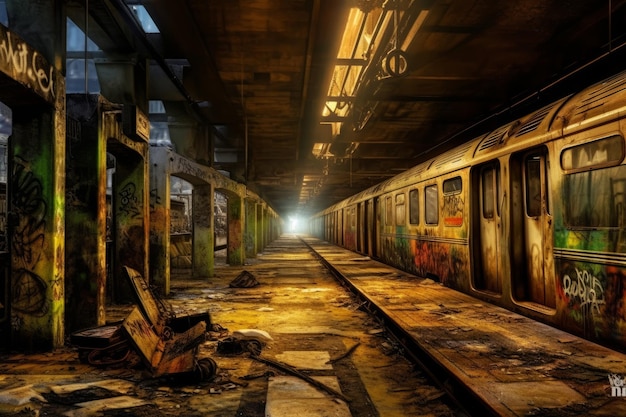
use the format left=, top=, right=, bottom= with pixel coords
left=80, top=0, right=626, bottom=218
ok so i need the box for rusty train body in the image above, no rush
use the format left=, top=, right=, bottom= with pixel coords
left=311, top=70, right=626, bottom=351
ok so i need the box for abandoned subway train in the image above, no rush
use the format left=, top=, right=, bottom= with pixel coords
left=310, top=70, right=626, bottom=351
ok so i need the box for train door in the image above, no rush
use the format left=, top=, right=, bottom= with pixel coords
left=472, top=161, right=503, bottom=293
left=511, top=148, right=555, bottom=308
left=372, top=198, right=380, bottom=258
left=365, top=199, right=373, bottom=257
left=357, top=202, right=368, bottom=255
left=337, top=209, right=344, bottom=246
left=356, top=203, right=363, bottom=253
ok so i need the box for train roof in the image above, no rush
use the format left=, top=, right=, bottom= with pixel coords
left=314, top=70, right=626, bottom=217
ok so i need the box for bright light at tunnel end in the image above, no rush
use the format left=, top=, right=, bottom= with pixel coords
left=288, top=215, right=304, bottom=233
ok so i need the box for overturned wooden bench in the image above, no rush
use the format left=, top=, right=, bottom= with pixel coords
left=71, top=266, right=216, bottom=380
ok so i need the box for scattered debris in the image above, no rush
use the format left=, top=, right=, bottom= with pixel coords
left=230, top=270, right=260, bottom=288
left=241, top=371, right=275, bottom=380
left=250, top=354, right=351, bottom=403
left=207, top=323, right=229, bottom=340
left=70, top=266, right=216, bottom=382
left=232, top=329, right=273, bottom=342
left=327, top=342, right=360, bottom=364
left=217, top=338, right=263, bottom=356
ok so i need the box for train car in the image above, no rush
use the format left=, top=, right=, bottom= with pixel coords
left=311, top=70, right=626, bottom=351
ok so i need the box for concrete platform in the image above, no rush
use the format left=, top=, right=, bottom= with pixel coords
left=0, top=234, right=450, bottom=416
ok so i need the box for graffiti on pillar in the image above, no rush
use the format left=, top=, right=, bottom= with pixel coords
left=0, top=26, right=56, bottom=103
left=11, top=156, right=48, bottom=318
left=119, top=182, right=141, bottom=218
left=149, top=187, right=162, bottom=211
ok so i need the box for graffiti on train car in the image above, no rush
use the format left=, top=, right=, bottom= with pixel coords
left=409, top=235, right=467, bottom=288
left=559, top=263, right=605, bottom=314
left=443, top=194, right=464, bottom=226
left=556, top=261, right=626, bottom=339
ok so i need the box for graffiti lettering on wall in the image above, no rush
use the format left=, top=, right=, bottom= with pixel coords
left=119, top=182, right=141, bottom=218
left=149, top=187, right=162, bottom=211
left=0, top=26, right=55, bottom=102
left=11, top=157, right=48, bottom=318
left=443, top=194, right=464, bottom=226
left=562, top=267, right=605, bottom=314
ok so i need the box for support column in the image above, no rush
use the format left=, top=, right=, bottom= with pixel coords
left=263, top=206, right=270, bottom=248
left=4, top=1, right=67, bottom=350
left=227, top=193, right=245, bottom=266
left=10, top=106, right=66, bottom=350
left=149, top=148, right=171, bottom=294
left=256, top=203, right=264, bottom=252
left=107, top=116, right=150, bottom=302
left=193, top=184, right=214, bottom=277
left=65, top=95, right=107, bottom=331
left=245, top=199, right=257, bottom=258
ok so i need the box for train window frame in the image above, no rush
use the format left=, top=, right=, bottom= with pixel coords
left=562, top=163, right=626, bottom=232
left=409, top=188, right=419, bottom=224
left=524, top=151, right=550, bottom=217
left=443, top=176, right=462, bottom=195
left=481, top=165, right=500, bottom=219
left=443, top=176, right=463, bottom=227
left=395, top=193, right=406, bottom=226
left=425, top=184, right=439, bottom=225
left=560, top=134, right=624, bottom=173
left=385, top=195, right=393, bottom=226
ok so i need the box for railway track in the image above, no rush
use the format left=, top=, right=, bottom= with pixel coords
left=303, top=236, right=501, bottom=417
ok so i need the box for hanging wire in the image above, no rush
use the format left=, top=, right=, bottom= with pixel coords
left=609, top=0, right=612, bottom=52
left=85, top=0, right=89, bottom=94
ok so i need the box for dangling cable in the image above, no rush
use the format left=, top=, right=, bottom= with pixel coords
left=85, top=0, right=89, bottom=95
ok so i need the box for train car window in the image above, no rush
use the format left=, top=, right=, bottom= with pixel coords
left=563, top=164, right=626, bottom=233
left=482, top=168, right=495, bottom=219
left=395, top=193, right=406, bottom=225
left=385, top=196, right=393, bottom=225
left=561, top=135, right=624, bottom=172
left=443, top=177, right=462, bottom=194
left=526, top=157, right=542, bottom=217
left=409, top=189, right=419, bottom=224
left=425, top=185, right=438, bottom=225
left=443, top=177, right=463, bottom=226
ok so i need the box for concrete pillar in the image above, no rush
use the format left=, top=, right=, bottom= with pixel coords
left=263, top=206, right=270, bottom=248
left=65, top=95, right=108, bottom=331
left=106, top=113, right=150, bottom=303
left=245, top=199, right=257, bottom=258
left=256, top=203, right=264, bottom=252
left=10, top=101, right=66, bottom=350
left=193, top=184, right=214, bottom=277
left=227, top=194, right=245, bottom=266
left=149, top=148, right=171, bottom=294
left=4, top=1, right=66, bottom=351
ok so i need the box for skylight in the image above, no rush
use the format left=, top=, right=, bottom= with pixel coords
left=130, top=5, right=160, bottom=34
